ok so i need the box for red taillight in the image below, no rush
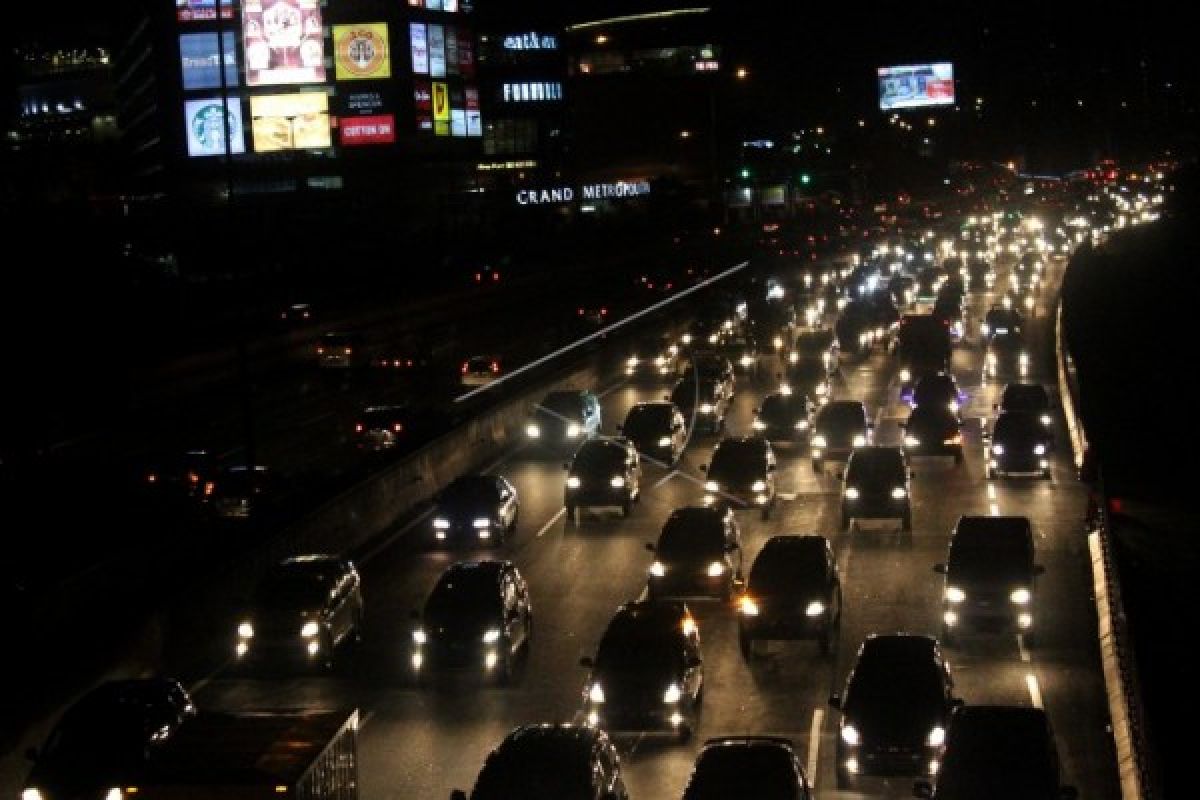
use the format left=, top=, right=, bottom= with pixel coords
left=187, top=472, right=199, bottom=484
left=491, top=361, right=500, bottom=373
left=393, top=423, right=404, bottom=432
left=578, top=308, right=584, bottom=316
left=475, top=272, right=482, bottom=282
left=316, top=347, right=324, bottom=354
left=601, top=307, right=608, bottom=316
left=280, top=312, right=287, bottom=320
left=146, top=473, right=157, bottom=483
left=355, top=423, right=364, bottom=433
left=344, top=348, right=352, bottom=355
left=204, top=482, right=215, bottom=497
left=493, top=272, right=500, bottom=281
left=406, top=359, right=414, bottom=367
left=462, top=362, right=469, bottom=374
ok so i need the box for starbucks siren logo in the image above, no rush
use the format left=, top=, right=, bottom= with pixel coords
left=192, top=103, right=235, bottom=152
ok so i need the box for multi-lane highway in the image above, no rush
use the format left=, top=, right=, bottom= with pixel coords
left=148, top=248, right=1124, bottom=798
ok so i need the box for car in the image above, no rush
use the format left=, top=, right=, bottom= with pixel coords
left=841, top=446, right=912, bottom=530
left=450, top=724, right=629, bottom=800
left=931, top=293, right=966, bottom=341
left=983, top=331, right=1030, bottom=383
left=811, top=400, right=872, bottom=472
left=525, top=389, right=602, bottom=450
left=209, top=464, right=273, bottom=520
left=752, top=390, right=814, bottom=442
left=235, top=555, right=363, bottom=670
left=888, top=273, right=917, bottom=307
left=23, top=679, right=196, bottom=800
left=682, top=736, right=812, bottom=800
left=895, top=315, right=952, bottom=394
left=986, top=410, right=1053, bottom=479
left=702, top=436, right=778, bottom=519
left=410, top=560, right=532, bottom=685
left=750, top=303, right=797, bottom=357
left=903, top=404, right=965, bottom=464
left=714, top=329, right=760, bottom=376
left=1017, top=251, right=1045, bottom=276
left=688, top=351, right=736, bottom=397
left=669, top=375, right=729, bottom=434
left=789, top=327, right=839, bottom=376
left=619, top=401, right=687, bottom=466
left=141, top=447, right=215, bottom=506
left=461, top=355, right=504, bottom=387
left=980, top=305, right=1023, bottom=341
left=965, top=257, right=994, bottom=292
left=564, top=438, right=642, bottom=522
left=1008, top=268, right=1041, bottom=297
left=779, top=356, right=830, bottom=405
left=278, top=302, right=314, bottom=324
left=995, top=383, right=1054, bottom=432
left=354, top=405, right=415, bottom=451
left=580, top=600, right=704, bottom=741
left=681, top=312, right=732, bottom=350
left=935, top=515, right=1043, bottom=644
left=646, top=505, right=743, bottom=599
left=430, top=474, right=519, bottom=546
left=914, top=267, right=945, bottom=302
left=625, top=334, right=681, bottom=380
left=913, top=706, right=1078, bottom=800
left=737, top=535, right=842, bottom=656
left=830, top=634, right=961, bottom=789
left=315, top=330, right=366, bottom=369
left=835, top=298, right=878, bottom=358
left=910, top=371, right=966, bottom=412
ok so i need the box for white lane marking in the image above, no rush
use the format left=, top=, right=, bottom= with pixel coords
left=652, top=469, right=679, bottom=490
left=536, top=508, right=566, bottom=538
left=360, top=507, right=434, bottom=564
left=987, top=483, right=996, bottom=500
left=807, top=708, right=824, bottom=789
left=1018, top=634, right=1032, bottom=663
left=455, top=259, right=751, bottom=403
left=598, top=379, right=629, bottom=398
left=1025, top=673, right=1043, bottom=708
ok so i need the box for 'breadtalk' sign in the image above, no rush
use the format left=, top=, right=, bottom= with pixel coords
left=334, top=24, right=391, bottom=81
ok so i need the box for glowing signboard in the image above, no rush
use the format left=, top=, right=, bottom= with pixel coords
left=334, top=24, right=391, bottom=81
left=243, top=0, right=326, bottom=87
left=878, top=62, right=955, bottom=111
left=249, top=92, right=331, bottom=151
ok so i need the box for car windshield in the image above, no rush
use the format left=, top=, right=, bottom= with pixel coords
left=624, top=404, right=673, bottom=434
left=949, top=523, right=1032, bottom=581
left=658, top=512, right=725, bottom=559
left=363, top=408, right=406, bottom=428
left=596, top=620, right=684, bottom=672
left=845, top=645, right=943, bottom=714
left=760, top=394, right=801, bottom=420
left=537, top=392, right=582, bottom=418
left=1002, top=385, right=1049, bottom=410
left=990, top=333, right=1023, bottom=352
left=710, top=441, right=766, bottom=479
left=845, top=450, right=905, bottom=486
left=473, top=746, right=592, bottom=800
left=256, top=566, right=332, bottom=609
left=687, top=746, right=798, bottom=798
left=572, top=443, right=626, bottom=472
left=441, top=477, right=499, bottom=506
left=995, top=412, right=1044, bottom=439
left=910, top=405, right=956, bottom=428
left=633, top=337, right=668, bottom=357
left=40, top=701, right=153, bottom=767
left=426, top=570, right=499, bottom=626
left=915, top=376, right=956, bottom=402
left=672, top=379, right=716, bottom=405
left=938, top=716, right=1057, bottom=794
left=817, top=403, right=864, bottom=430
left=750, top=544, right=825, bottom=594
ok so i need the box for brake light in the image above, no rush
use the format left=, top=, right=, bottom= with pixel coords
left=578, top=308, right=584, bottom=316
left=355, top=423, right=363, bottom=433
left=491, top=361, right=500, bottom=373
left=461, top=362, right=469, bottom=374
left=393, top=423, right=403, bottom=432
left=475, top=272, right=482, bottom=282
left=493, top=271, right=500, bottom=281
left=204, top=482, right=215, bottom=497
left=601, top=307, right=608, bottom=316
left=344, top=348, right=352, bottom=355
left=316, top=347, right=324, bottom=354
left=146, top=473, right=157, bottom=483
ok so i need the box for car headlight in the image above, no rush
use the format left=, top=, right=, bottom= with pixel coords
left=752, top=419, right=766, bottom=430
left=738, top=596, right=759, bottom=615
left=900, top=369, right=912, bottom=383
left=525, top=424, right=540, bottom=438
left=795, top=419, right=809, bottom=430
left=816, top=382, right=829, bottom=396
left=658, top=436, right=673, bottom=447
left=104, top=790, right=123, bottom=800
left=844, top=486, right=860, bottom=499
left=566, top=476, right=581, bottom=489
left=626, top=356, right=639, bottom=367
left=740, top=355, right=755, bottom=367
left=610, top=475, right=626, bottom=488
left=705, top=480, right=719, bottom=492
left=707, top=561, right=726, bottom=577
left=1010, top=588, right=1032, bottom=605
left=853, top=434, right=867, bottom=447
left=1034, top=444, right=1046, bottom=455
left=649, top=561, right=667, bottom=577
left=22, top=789, right=45, bottom=800
left=992, top=444, right=1005, bottom=455
left=805, top=601, right=825, bottom=617
left=1041, top=414, right=1053, bottom=426
left=301, top=621, right=320, bottom=638
left=905, top=435, right=920, bottom=447
left=981, top=323, right=990, bottom=335
left=433, top=517, right=451, bottom=530
left=708, top=333, right=719, bottom=344
left=566, top=423, right=582, bottom=438
left=841, top=724, right=860, bottom=746
left=238, top=621, right=254, bottom=639
left=412, top=628, right=427, bottom=644
left=780, top=383, right=793, bottom=395
left=948, top=400, right=959, bottom=413
left=482, top=628, right=501, bottom=644
left=656, top=355, right=667, bottom=366
left=927, top=726, right=946, bottom=747
left=699, top=403, right=714, bottom=414
left=945, top=587, right=966, bottom=604
left=751, top=480, right=767, bottom=492
left=812, top=435, right=827, bottom=448
left=789, top=352, right=799, bottom=364
left=663, top=683, right=683, bottom=704
left=891, top=487, right=907, bottom=499
left=473, top=518, right=490, bottom=529
left=589, top=683, right=606, bottom=704
left=1019, top=352, right=1030, bottom=366
left=682, top=334, right=693, bottom=344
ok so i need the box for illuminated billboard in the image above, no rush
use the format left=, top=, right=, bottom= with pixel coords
left=334, top=24, right=391, bottom=81
left=432, top=81, right=450, bottom=136
left=243, top=0, right=326, bottom=87
left=184, top=96, right=245, bottom=157
left=180, top=32, right=238, bottom=90
left=176, top=0, right=232, bottom=22
left=341, top=115, right=395, bottom=145
left=250, top=92, right=331, bottom=151
left=409, top=23, right=429, bottom=74
left=878, top=63, right=955, bottom=111
left=428, top=24, right=447, bottom=78
left=414, top=80, right=433, bottom=131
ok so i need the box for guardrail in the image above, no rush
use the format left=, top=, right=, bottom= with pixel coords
left=1056, top=299, right=1151, bottom=800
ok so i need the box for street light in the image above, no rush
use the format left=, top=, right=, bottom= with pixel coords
left=735, top=66, right=749, bottom=80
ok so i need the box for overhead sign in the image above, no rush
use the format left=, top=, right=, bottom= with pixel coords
left=184, top=96, right=245, bottom=157
left=517, top=186, right=573, bottom=205
left=878, top=62, right=955, bottom=111
left=179, top=32, right=238, bottom=90
left=249, top=92, right=331, bottom=151
left=334, top=24, right=391, bottom=81
left=414, top=80, right=433, bottom=131
left=242, top=0, right=326, bottom=87
left=581, top=180, right=651, bottom=200
left=428, top=24, right=447, bottom=78
left=502, top=32, right=558, bottom=50
left=515, top=181, right=651, bottom=206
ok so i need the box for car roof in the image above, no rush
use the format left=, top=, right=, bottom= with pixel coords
left=858, top=632, right=938, bottom=661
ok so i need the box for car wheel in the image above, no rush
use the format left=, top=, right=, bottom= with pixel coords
left=621, top=496, right=633, bottom=517
left=986, top=466, right=997, bottom=480
left=902, top=510, right=913, bottom=532
left=954, top=449, right=964, bottom=465
left=738, top=630, right=753, bottom=659
left=565, top=505, right=577, bottom=525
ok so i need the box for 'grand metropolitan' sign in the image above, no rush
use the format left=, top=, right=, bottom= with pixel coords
left=516, top=180, right=651, bottom=205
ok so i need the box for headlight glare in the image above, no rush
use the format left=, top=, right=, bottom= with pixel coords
left=301, top=622, right=320, bottom=638
left=1010, top=588, right=1032, bottom=605
left=841, top=724, right=860, bottom=745
left=238, top=622, right=254, bottom=639
left=805, top=601, right=825, bottom=617
left=927, top=726, right=946, bottom=747
left=663, top=683, right=683, bottom=704
left=482, top=628, right=501, bottom=644
left=945, top=586, right=966, bottom=603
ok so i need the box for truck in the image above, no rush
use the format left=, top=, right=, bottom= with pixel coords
left=128, top=709, right=358, bottom=799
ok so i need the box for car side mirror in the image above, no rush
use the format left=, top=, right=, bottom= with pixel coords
left=699, top=464, right=708, bottom=472
left=767, top=464, right=776, bottom=472
left=752, top=407, right=760, bottom=414
left=1034, top=564, right=1046, bottom=576
left=913, top=780, right=934, bottom=798
left=993, top=402, right=1000, bottom=411
left=451, top=791, right=468, bottom=800
left=645, top=542, right=656, bottom=552
left=828, top=694, right=842, bottom=710
left=835, top=469, right=845, bottom=481
left=687, top=655, right=703, bottom=669
left=673, top=423, right=684, bottom=432
left=933, top=563, right=947, bottom=574
left=1059, top=787, right=1079, bottom=800
left=580, top=656, right=594, bottom=668
left=951, top=696, right=966, bottom=708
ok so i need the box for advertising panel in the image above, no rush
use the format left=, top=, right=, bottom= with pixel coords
left=180, top=32, right=238, bottom=90
left=409, top=23, right=428, bottom=75
left=243, top=0, right=326, bottom=87
left=334, top=24, right=391, bottom=81
left=414, top=80, right=433, bottom=131
left=878, top=62, right=955, bottom=111
left=432, top=81, right=450, bottom=136
left=450, top=86, right=466, bottom=136
left=457, top=27, right=475, bottom=78
left=465, top=87, right=481, bottom=137
left=428, top=24, right=447, bottom=78
left=445, top=27, right=459, bottom=77
left=341, top=115, right=395, bottom=145
left=249, top=92, right=331, bottom=151
left=176, top=0, right=232, bottom=22
left=184, top=96, right=245, bottom=157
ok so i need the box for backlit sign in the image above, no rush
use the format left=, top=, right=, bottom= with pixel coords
left=501, top=81, right=562, bottom=102
left=334, top=24, right=391, bottom=81
left=502, top=32, right=558, bottom=50
left=184, top=96, right=245, bottom=157
left=409, top=23, right=429, bottom=74
left=428, top=24, right=446, bottom=78
left=341, top=115, right=395, bottom=145
left=179, top=32, right=238, bottom=90
left=249, top=92, right=331, bottom=151
left=515, top=180, right=651, bottom=206
left=414, top=80, right=433, bottom=131
left=878, top=62, right=955, bottom=111
left=243, top=0, right=326, bottom=87
left=432, top=81, right=450, bottom=136
left=176, top=0, right=232, bottom=22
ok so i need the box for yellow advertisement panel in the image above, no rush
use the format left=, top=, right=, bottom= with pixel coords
left=250, top=92, right=331, bottom=151
left=432, top=80, right=450, bottom=136
left=334, top=23, right=391, bottom=81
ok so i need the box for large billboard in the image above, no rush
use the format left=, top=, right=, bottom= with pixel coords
left=243, top=0, right=326, bottom=87
left=339, top=89, right=395, bottom=146
left=180, top=32, right=238, bottom=90
left=878, top=63, right=955, bottom=111
left=432, top=81, right=450, bottom=136
left=176, top=0, right=232, bottom=22
left=250, top=92, right=331, bottom=151
left=334, top=24, right=391, bottom=81
left=184, top=96, right=245, bottom=157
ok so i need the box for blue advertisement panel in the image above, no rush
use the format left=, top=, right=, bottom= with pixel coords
left=180, top=32, right=238, bottom=90
left=878, top=62, right=955, bottom=111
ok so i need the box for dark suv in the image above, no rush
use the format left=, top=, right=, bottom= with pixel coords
left=429, top=474, right=519, bottom=547
left=811, top=400, right=872, bottom=472
left=830, top=634, right=961, bottom=789
left=525, top=389, right=602, bottom=450
left=581, top=600, right=704, bottom=741
left=410, top=560, right=532, bottom=684
left=903, top=404, right=964, bottom=464
left=670, top=375, right=729, bottom=434
left=935, top=516, right=1043, bottom=643
left=753, top=390, right=814, bottom=442
left=620, top=402, right=687, bottom=466
left=737, top=535, right=842, bottom=656
left=682, top=736, right=812, bottom=800
left=647, top=506, right=743, bottom=599
left=986, top=411, right=1053, bottom=479
left=702, top=436, right=778, bottom=519
left=841, top=446, right=912, bottom=530
left=450, top=724, right=629, bottom=800
left=564, top=438, right=642, bottom=522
